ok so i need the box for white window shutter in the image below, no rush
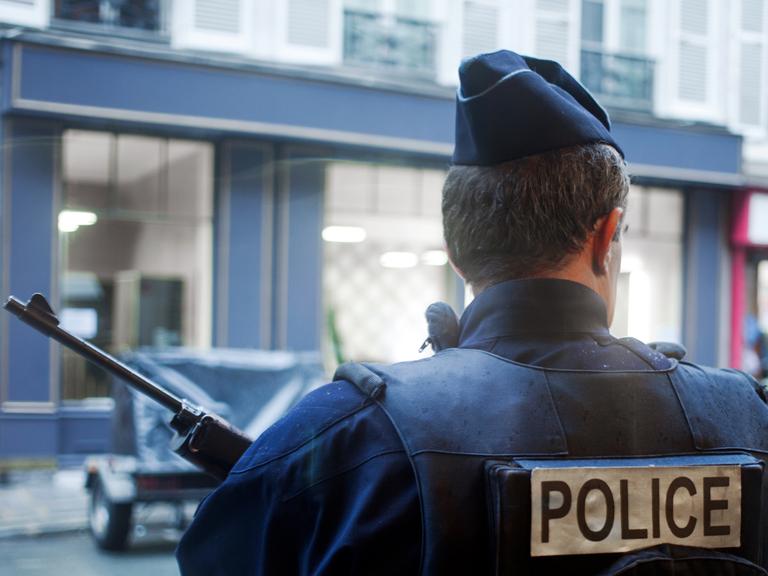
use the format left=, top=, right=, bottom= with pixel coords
left=0, top=0, right=48, bottom=27
left=534, top=0, right=574, bottom=70
left=735, top=0, right=766, bottom=130
left=739, top=42, right=763, bottom=126
left=678, top=42, right=707, bottom=102
left=173, top=0, right=252, bottom=54
left=288, top=0, right=331, bottom=48
left=742, top=0, right=764, bottom=31
left=277, top=0, right=341, bottom=65
left=194, top=0, right=241, bottom=34
left=676, top=0, right=710, bottom=104
left=462, top=1, right=500, bottom=58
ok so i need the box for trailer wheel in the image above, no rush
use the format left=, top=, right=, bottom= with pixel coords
left=88, top=478, right=132, bottom=551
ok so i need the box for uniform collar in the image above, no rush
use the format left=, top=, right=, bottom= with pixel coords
left=458, top=278, right=611, bottom=347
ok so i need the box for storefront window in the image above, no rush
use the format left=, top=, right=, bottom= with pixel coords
left=758, top=260, right=768, bottom=334
left=324, top=175, right=683, bottom=363
left=742, top=254, right=768, bottom=378
left=612, top=185, right=684, bottom=343
left=59, top=130, right=213, bottom=400
left=323, top=161, right=453, bottom=364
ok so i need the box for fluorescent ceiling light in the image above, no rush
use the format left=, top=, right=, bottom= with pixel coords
left=58, top=210, right=98, bottom=233
left=620, top=254, right=643, bottom=274
left=322, top=226, right=366, bottom=243
left=380, top=251, right=418, bottom=268
left=421, top=250, right=448, bottom=266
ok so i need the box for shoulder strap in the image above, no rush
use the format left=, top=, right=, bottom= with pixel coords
left=669, top=363, right=768, bottom=451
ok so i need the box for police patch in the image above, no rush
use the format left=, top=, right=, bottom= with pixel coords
left=530, top=465, right=742, bottom=556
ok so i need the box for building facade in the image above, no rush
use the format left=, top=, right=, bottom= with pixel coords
left=0, top=0, right=759, bottom=464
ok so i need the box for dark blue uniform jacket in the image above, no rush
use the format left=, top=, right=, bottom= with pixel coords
left=176, top=279, right=762, bottom=575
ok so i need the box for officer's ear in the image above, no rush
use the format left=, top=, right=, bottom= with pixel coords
left=592, top=207, right=623, bottom=276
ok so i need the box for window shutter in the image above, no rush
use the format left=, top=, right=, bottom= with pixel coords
left=742, top=0, right=764, bottom=31
left=194, top=0, right=241, bottom=34
left=462, top=1, right=499, bottom=58
left=288, top=0, right=331, bottom=48
left=345, top=0, right=379, bottom=10
left=535, top=0, right=573, bottom=68
left=173, top=0, right=251, bottom=54
left=676, top=0, right=710, bottom=103
left=736, top=0, right=766, bottom=128
left=0, top=0, right=47, bottom=27
left=739, top=42, right=763, bottom=125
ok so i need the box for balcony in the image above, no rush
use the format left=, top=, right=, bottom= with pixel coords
left=343, top=10, right=437, bottom=79
left=580, top=50, right=654, bottom=112
left=53, top=0, right=166, bottom=38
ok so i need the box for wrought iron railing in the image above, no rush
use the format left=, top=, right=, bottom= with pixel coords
left=343, top=10, right=438, bottom=78
left=53, top=0, right=165, bottom=36
left=580, top=49, right=654, bottom=112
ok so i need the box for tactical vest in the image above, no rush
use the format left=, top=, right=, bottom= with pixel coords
left=336, top=348, right=768, bottom=575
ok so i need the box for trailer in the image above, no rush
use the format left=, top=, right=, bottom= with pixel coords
left=84, top=347, right=324, bottom=550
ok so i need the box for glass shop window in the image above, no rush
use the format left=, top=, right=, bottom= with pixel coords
left=323, top=161, right=456, bottom=365
left=59, top=130, right=213, bottom=400
left=611, top=185, right=684, bottom=344
left=343, top=0, right=438, bottom=77
left=53, top=0, right=166, bottom=36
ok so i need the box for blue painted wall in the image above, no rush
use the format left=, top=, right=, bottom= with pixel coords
left=57, top=407, right=112, bottom=455
left=682, top=188, right=727, bottom=366
left=276, top=148, right=324, bottom=351
left=613, top=123, right=741, bottom=174
left=14, top=44, right=454, bottom=146
left=7, top=42, right=742, bottom=178
left=5, top=119, right=57, bottom=404
left=218, top=142, right=273, bottom=349
left=0, top=410, right=111, bottom=460
left=0, top=414, right=58, bottom=457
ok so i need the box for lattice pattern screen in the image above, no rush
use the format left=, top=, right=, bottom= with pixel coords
left=324, top=239, right=449, bottom=363
left=323, top=161, right=450, bottom=365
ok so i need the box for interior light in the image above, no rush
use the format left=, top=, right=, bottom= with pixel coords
left=421, top=250, right=448, bottom=266
left=58, top=210, right=98, bottom=233
left=620, top=254, right=643, bottom=274
left=380, top=251, right=418, bottom=269
left=627, top=269, right=652, bottom=343
left=322, top=226, right=366, bottom=243
left=58, top=219, right=80, bottom=233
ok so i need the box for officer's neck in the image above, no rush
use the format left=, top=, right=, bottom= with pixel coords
left=534, top=247, right=619, bottom=326
left=471, top=248, right=618, bottom=326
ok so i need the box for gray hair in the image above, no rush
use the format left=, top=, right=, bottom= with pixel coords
left=442, top=144, right=629, bottom=288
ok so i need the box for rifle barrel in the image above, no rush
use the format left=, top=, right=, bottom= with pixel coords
left=4, top=295, right=183, bottom=413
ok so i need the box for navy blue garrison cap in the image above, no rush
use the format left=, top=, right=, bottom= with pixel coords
left=452, top=50, right=624, bottom=165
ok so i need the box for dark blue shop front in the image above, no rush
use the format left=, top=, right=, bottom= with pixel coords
left=0, top=36, right=743, bottom=464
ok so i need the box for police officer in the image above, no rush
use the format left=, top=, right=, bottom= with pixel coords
left=176, top=51, right=768, bottom=575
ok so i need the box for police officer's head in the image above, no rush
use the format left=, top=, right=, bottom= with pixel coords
left=443, top=51, right=629, bottom=321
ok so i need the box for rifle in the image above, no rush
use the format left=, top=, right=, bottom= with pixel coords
left=4, top=293, right=252, bottom=481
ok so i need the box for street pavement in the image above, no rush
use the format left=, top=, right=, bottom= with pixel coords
left=0, top=469, right=88, bottom=538
left=0, top=469, right=185, bottom=575
left=1, top=531, right=180, bottom=575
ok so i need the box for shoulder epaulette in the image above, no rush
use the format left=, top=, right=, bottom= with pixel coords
left=648, top=341, right=687, bottom=360
left=334, top=362, right=386, bottom=399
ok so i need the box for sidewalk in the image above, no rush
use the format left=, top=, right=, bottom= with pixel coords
left=0, top=469, right=88, bottom=538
